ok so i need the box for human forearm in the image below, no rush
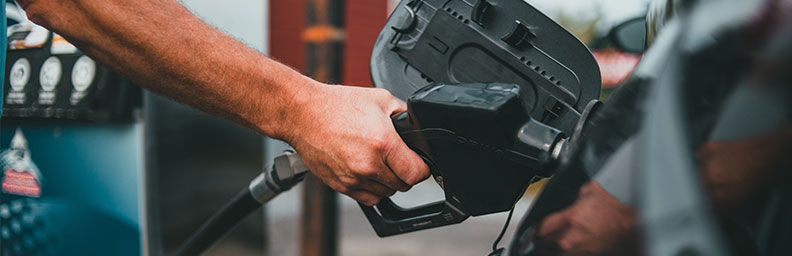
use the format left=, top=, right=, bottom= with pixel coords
left=534, top=181, right=641, bottom=256
left=698, top=125, right=792, bottom=212
left=19, top=0, right=311, bottom=138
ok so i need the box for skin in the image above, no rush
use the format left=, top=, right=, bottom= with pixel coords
left=15, top=0, right=429, bottom=205
left=698, top=125, right=792, bottom=212
left=533, top=182, right=641, bottom=256
left=534, top=126, right=792, bottom=255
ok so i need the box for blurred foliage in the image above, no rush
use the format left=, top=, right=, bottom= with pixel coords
left=527, top=0, right=605, bottom=45
left=557, top=9, right=603, bottom=45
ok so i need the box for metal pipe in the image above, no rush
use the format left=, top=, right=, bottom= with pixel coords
left=300, top=1, right=345, bottom=256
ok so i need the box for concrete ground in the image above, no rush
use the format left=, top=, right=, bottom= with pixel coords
left=262, top=179, right=542, bottom=256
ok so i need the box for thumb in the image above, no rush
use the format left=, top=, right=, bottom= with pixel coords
left=384, top=138, right=430, bottom=186
left=385, top=97, right=407, bottom=116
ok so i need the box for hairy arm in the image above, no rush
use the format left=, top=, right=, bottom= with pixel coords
left=532, top=126, right=792, bottom=255
left=20, top=0, right=299, bottom=136
left=17, top=0, right=429, bottom=204
left=698, top=125, right=792, bottom=212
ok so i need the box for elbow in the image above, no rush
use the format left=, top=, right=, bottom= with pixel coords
left=16, top=0, right=56, bottom=29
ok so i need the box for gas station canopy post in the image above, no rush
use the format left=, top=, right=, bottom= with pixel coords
left=300, top=1, right=345, bottom=256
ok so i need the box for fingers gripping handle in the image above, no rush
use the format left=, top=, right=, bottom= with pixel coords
left=357, top=111, right=470, bottom=237
left=358, top=199, right=469, bottom=237
left=260, top=148, right=471, bottom=237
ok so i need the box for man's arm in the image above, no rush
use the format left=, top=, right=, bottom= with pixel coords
left=698, top=125, right=792, bottom=212
left=532, top=126, right=792, bottom=255
left=17, top=0, right=429, bottom=205
left=533, top=181, right=641, bottom=256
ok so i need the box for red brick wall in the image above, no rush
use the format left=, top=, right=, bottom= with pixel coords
left=269, top=1, right=387, bottom=87
left=269, top=0, right=306, bottom=72
left=343, top=0, right=388, bottom=87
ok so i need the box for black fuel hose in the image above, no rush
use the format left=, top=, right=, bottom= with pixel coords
left=172, top=151, right=308, bottom=256
left=172, top=188, right=261, bottom=256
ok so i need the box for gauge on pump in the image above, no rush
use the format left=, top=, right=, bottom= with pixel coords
left=39, top=57, right=62, bottom=91
left=9, top=58, right=31, bottom=92
left=71, top=56, right=96, bottom=92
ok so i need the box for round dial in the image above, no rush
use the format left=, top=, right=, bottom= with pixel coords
left=39, top=57, right=63, bottom=91
left=9, top=58, right=31, bottom=91
left=71, top=56, right=96, bottom=92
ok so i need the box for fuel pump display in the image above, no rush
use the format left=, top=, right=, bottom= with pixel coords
left=3, top=49, right=140, bottom=122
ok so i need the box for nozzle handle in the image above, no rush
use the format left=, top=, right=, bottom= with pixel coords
left=358, top=198, right=469, bottom=237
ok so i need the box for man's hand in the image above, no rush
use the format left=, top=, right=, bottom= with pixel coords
left=533, top=181, right=641, bottom=256
left=280, top=83, right=430, bottom=206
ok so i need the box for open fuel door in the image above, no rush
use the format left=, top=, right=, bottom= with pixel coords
left=370, top=0, right=601, bottom=134
left=362, top=0, right=603, bottom=238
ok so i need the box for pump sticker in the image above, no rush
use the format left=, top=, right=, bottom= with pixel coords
left=0, top=129, right=42, bottom=198
left=70, top=56, right=97, bottom=105
left=7, top=24, right=48, bottom=50
left=1, top=171, right=41, bottom=198
left=6, top=2, right=47, bottom=50
left=50, top=33, right=79, bottom=55
left=38, top=57, right=62, bottom=105
left=6, top=58, right=31, bottom=105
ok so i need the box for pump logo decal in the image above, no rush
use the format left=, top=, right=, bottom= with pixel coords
left=1, top=170, right=41, bottom=197
left=0, top=129, right=43, bottom=198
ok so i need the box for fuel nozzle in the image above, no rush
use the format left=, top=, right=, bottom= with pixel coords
left=514, top=118, right=567, bottom=177
left=359, top=83, right=577, bottom=237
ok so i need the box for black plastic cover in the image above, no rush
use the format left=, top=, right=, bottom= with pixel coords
left=360, top=82, right=565, bottom=237
left=394, top=83, right=560, bottom=216
left=370, top=0, right=601, bottom=134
